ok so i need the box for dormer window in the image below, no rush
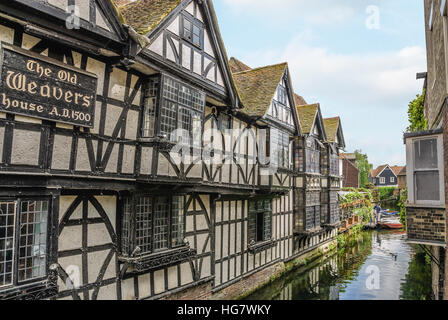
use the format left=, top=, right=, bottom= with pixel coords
left=182, top=15, right=203, bottom=48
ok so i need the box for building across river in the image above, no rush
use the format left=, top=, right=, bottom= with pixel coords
left=0, top=0, right=347, bottom=300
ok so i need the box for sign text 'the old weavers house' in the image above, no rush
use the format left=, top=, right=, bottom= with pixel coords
left=0, top=43, right=97, bottom=127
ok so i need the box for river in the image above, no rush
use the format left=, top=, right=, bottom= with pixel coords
left=244, top=230, right=432, bottom=300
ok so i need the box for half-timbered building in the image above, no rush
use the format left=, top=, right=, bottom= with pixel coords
left=0, top=0, right=348, bottom=300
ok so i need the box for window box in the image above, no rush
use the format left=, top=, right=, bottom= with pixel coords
left=119, top=245, right=197, bottom=273
left=404, top=130, right=444, bottom=207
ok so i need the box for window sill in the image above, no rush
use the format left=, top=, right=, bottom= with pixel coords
left=0, top=277, right=58, bottom=300
left=119, top=246, right=197, bottom=273
left=248, top=240, right=276, bottom=254
left=406, top=203, right=446, bottom=209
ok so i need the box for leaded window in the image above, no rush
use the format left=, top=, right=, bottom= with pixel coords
left=248, top=199, right=272, bottom=243
left=271, top=128, right=290, bottom=169
left=305, top=137, right=320, bottom=174
left=121, top=195, right=186, bottom=257
left=329, top=151, right=339, bottom=176
left=142, top=78, right=159, bottom=138
left=0, top=199, right=49, bottom=289
left=159, top=76, right=205, bottom=146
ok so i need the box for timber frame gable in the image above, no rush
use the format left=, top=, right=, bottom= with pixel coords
left=123, top=0, right=239, bottom=108
left=1, top=0, right=129, bottom=51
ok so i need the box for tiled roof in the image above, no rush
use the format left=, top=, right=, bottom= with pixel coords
left=232, top=63, right=287, bottom=117
left=390, top=165, right=404, bottom=176
left=342, top=153, right=356, bottom=160
left=229, top=57, right=252, bottom=73
left=120, top=0, right=182, bottom=35
left=370, top=165, right=388, bottom=178
left=294, top=93, right=307, bottom=106
left=323, top=117, right=340, bottom=143
left=398, top=166, right=406, bottom=176
left=296, top=104, right=319, bottom=134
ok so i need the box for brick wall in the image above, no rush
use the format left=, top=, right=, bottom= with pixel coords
left=342, top=158, right=359, bottom=188
left=406, top=207, right=446, bottom=243
left=424, top=0, right=447, bottom=128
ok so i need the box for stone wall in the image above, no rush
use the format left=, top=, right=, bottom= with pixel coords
left=406, top=207, right=446, bottom=243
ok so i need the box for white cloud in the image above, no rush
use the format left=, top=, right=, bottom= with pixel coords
left=238, top=35, right=425, bottom=167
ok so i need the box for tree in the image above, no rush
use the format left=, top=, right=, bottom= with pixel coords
left=354, top=150, right=373, bottom=188
left=407, top=90, right=427, bottom=132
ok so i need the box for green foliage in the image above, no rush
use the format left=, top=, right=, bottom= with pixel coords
left=354, top=151, right=373, bottom=188
left=398, top=188, right=407, bottom=226
left=354, top=206, right=374, bottom=223
left=407, top=90, right=428, bottom=133
left=400, top=251, right=432, bottom=300
left=378, top=187, right=397, bottom=201
left=340, top=189, right=373, bottom=205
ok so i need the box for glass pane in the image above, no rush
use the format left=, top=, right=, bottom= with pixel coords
left=121, top=198, right=132, bottom=256
left=414, top=139, right=438, bottom=169
left=135, top=196, right=152, bottom=255
left=415, top=171, right=440, bottom=201
left=171, top=196, right=185, bottom=248
left=153, top=197, right=169, bottom=251
left=160, top=100, right=177, bottom=140
left=0, top=202, right=15, bottom=288
left=142, top=79, right=158, bottom=138
left=18, top=200, right=48, bottom=282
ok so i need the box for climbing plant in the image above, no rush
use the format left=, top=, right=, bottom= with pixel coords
left=354, top=151, right=373, bottom=188
left=407, top=90, right=428, bottom=132
left=398, top=188, right=407, bottom=226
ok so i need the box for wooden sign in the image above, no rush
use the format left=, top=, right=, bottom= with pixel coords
left=0, top=43, right=97, bottom=127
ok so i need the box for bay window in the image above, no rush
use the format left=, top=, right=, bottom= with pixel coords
left=405, top=132, right=444, bottom=206
left=142, top=75, right=205, bottom=147
left=0, top=199, right=49, bottom=289
left=160, top=76, right=205, bottom=146
left=121, top=195, right=186, bottom=257
left=305, top=137, right=320, bottom=174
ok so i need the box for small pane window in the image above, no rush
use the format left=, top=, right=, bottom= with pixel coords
left=142, top=78, right=159, bottom=138
left=248, top=199, right=272, bottom=243
left=0, top=202, right=15, bottom=287
left=121, top=195, right=186, bottom=256
left=0, top=199, right=49, bottom=289
left=153, top=197, right=169, bottom=251
left=159, top=76, right=205, bottom=143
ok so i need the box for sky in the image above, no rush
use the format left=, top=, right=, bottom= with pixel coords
left=213, top=0, right=427, bottom=169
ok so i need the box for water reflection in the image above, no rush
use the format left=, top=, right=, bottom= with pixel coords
left=244, top=231, right=432, bottom=300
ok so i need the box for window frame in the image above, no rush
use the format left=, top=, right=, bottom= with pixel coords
left=379, top=177, right=386, bottom=184
left=0, top=197, right=51, bottom=291
left=156, top=74, right=206, bottom=146
left=120, top=194, right=187, bottom=258
left=181, top=14, right=204, bottom=49
left=406, top=133, right=445, bottom=207
left=248, top=199, right=273, bottom=244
